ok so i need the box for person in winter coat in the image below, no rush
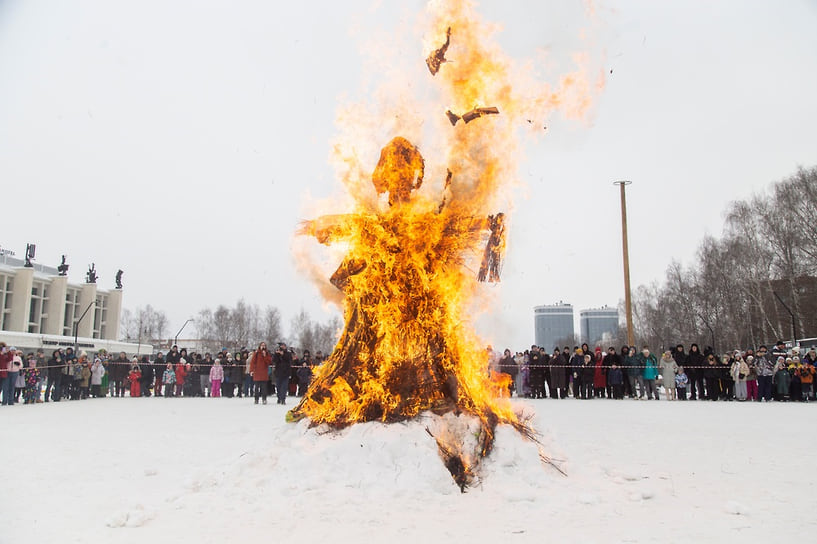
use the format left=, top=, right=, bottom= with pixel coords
left=580, top=354, right=595, bottom=400
left=110, top=352, right=130, bottom=397
left=675, top=367, right=689, bottom=400
left=140, top=356, right=154, bottom=397
left=513, top=352, right=526, bottom=397
left=152, top=352, right=166, bottom=398
left=719, top=353, right=735, bottom=400
left=162, top=363, right=176, bottom=398
left=608, top=362, right=624, bottom=399
left=519, top=351, right=531, bottom=398
left=773, top=357, right=791, bottom=401
left=744, top=354, right=758, bottom=401
left=731, top=353, right=750, bottom=401
left=638, top=346, right=660, bottom=400
left=44, top=349, right=64, bottom=402
left=528, top=347, right=546, bottom=399
left=199, top=353, right=213, bottom=397
left=797, top=359, right=815, bottom=401
left=249, top=342, right=273, bottom=404
left=128, top=364, right=142, bottom=397
left=1, top=346, right=22, bottom=405
left=787, top=357, right=802, bottom=401
left=23, top=355, right=41, bottom=404
left=686, top=343, right=706, bottom=400
left=77, top=352, right=92, bottom=399
left=592, top=347, right=607, bottom=398
left=274, top=343, right=293, bottom=405
left=602, top=347, right=621, bottom=398
left=90, top=358, right=106, bottom=398
left=658, top=351, right=678, bottom=400
left=549, top=348, right=568, bottom=399
left=209, top=359, right=224, bottom=398
left=622, top=346, right=641, bottom=399
left=0, top=342, right=11, bottom=405
left=174, top=358, right=187, bottom=397
left=703, top=352, right=721, bottom=401
left=569, top=348, right=585, bottom=399
left=231, top=352, right=246, bottom=398
left=672, top=345, right=688, bottom=392
left=754, top=345, right=775, bottom=402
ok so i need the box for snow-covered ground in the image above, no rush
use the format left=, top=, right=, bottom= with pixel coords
left=3, top=396, right=815, bottom=543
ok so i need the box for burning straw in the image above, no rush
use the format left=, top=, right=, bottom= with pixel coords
left=288, top=0, right=602, bottom=490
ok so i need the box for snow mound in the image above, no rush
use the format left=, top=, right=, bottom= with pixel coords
left=106, top=505, right=154, bottom=528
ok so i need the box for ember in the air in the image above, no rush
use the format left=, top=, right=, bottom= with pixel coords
left=425, top=26, right=451, bottom=75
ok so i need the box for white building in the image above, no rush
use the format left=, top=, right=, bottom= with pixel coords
left=0, top=253, right=150, bottom=355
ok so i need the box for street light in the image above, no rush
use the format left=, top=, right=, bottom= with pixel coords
left=73, top=301, right=96, bottom=353
left=772, top=291, right=798, bottom=348
left=174, top=318, right=194, bottom=347
left=613, top=180, right=634, bottom=347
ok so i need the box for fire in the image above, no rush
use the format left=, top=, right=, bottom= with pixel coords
left=289, top=0, right=602, bottom=488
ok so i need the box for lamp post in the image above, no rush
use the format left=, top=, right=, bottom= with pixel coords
left=613, top=180, right=634, bottom=347
left=73, top=301, right=96, bottom=353
left=174, top=318, right=194, bottom=347
left=772, top=291, right=798, bottom=348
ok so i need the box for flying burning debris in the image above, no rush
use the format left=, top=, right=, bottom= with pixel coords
left=290, top=0, right=603, bottom=490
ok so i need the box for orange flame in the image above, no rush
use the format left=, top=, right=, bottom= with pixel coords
left=290, top=0, right=602, bottom=486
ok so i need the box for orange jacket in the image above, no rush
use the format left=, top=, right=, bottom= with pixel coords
left=798, top=364, right=815, bottom=384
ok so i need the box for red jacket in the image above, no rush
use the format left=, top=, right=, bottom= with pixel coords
left=0, top=350, right=12, bottom=378
left=249, top=349, right=272, bottom=382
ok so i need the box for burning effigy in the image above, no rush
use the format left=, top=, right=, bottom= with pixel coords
left=289, top=0, right=602, bottom=490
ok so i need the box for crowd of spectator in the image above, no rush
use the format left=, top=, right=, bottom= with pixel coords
left=0, top=341, right=322, bottom=406
left=3, top=339, right=816, bottom=407
left=489, top=340, right=817, bottom=402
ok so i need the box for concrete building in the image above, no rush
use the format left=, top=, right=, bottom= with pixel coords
left=0, top=253, right=148, bottom=355
left=533, top=303, right=575, bottom=349
left=580, top=306, right=620, bottom=346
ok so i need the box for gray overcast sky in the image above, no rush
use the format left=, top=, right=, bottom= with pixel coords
left=2, top=0, right=816, bottom=349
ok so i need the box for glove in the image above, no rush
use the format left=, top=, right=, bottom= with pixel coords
left=573, top=372, right=578, bottom=379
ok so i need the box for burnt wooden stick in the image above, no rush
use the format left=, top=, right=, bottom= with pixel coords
left=462, top=106, right=500, bottom=124
left=445, top=110, right=461, bottom=126
left=426, top=26, right=451, bottom=75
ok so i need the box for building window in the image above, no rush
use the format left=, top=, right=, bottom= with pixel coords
left=0, top=273, right=11, bottom=331
left=93, top=294, right=108, bottom=339
left=63, top=288, right=81, bottom=336
left=28, top=280, right=49, bottom=334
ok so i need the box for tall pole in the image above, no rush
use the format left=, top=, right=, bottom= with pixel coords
left=174, top=318, right=193, bottom=347
left=73, top=301, right=96, bottom=354
left=614, top=181, right=634, bottom=347
left=772, top=291, right=798, bottom=348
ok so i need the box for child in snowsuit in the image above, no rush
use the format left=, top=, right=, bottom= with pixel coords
left=175, top=358, right=187, bottom=397
left=79, top=361, right=91, bottom=399
left=162, top=363, right=176, bottom=398
left=675, top=367, right=689, bottom=400
left=209, top=359, right=224, bottom=398
left=773, top=358, right=791, bottom=401
left=608, top=363, right=624, bottom=399
left=797, top=360, right=815, bottom=402
left=90, top=358, right=105, bottom=398
left=23, top=356, right=41, bottom=404
left=128, top=364, right=142, bottom=397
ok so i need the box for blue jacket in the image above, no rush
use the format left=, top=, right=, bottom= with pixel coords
left=638, top=353, right=659, bottom=380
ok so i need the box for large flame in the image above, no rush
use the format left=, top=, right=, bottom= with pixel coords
left=290, top=0, right=602, bottom=487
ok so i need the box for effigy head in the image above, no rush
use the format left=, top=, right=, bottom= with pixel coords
left=371, top=137, right=425, bottom=206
